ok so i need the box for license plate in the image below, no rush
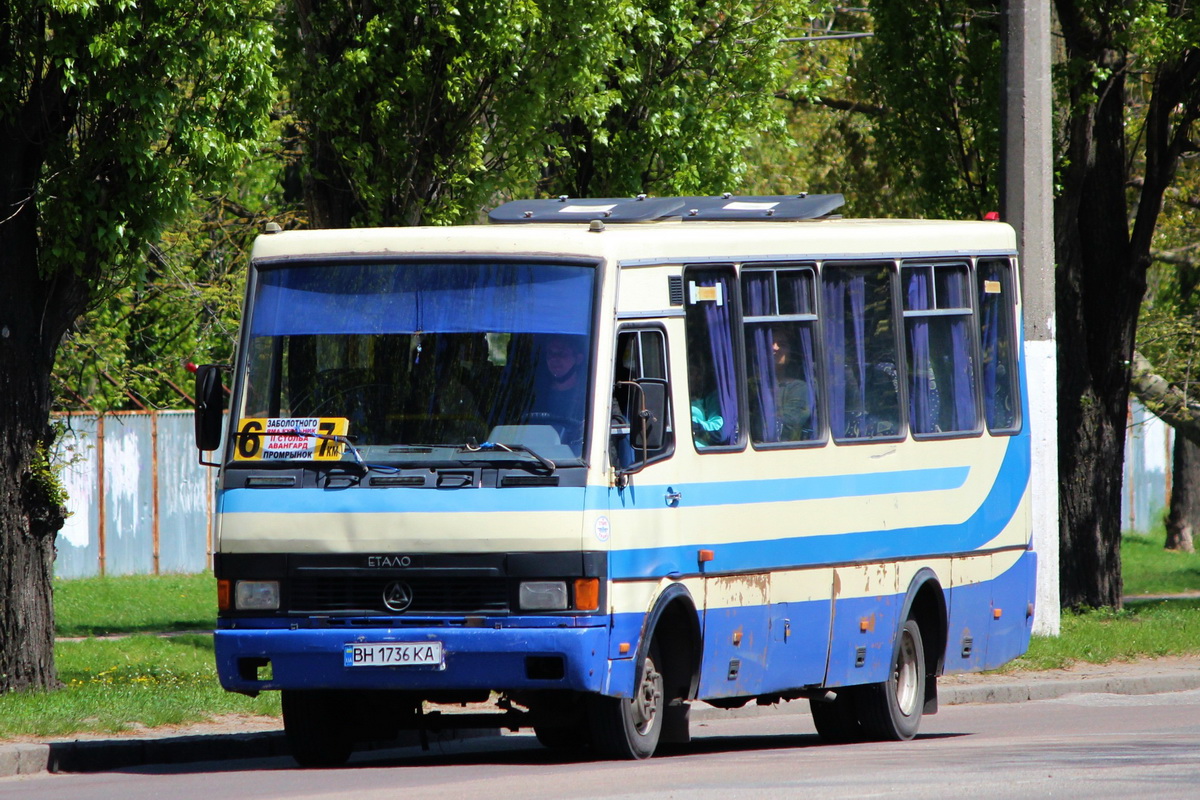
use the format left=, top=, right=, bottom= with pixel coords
left=343, top=642, right=444, bottom=668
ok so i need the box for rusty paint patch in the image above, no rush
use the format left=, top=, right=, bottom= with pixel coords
left=708, top=573, right=769, bottom=606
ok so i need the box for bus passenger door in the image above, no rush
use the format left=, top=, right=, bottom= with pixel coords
left=606, top=326, right=688, bottom=667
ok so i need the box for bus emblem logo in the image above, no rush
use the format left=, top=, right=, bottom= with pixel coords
left=382, top=581, right=414, bottom=612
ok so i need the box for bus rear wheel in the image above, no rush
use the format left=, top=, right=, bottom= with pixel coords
left=282, top=690, right=354, bottom=768
left=857, top=618, right=926, bottom=741
left=588, top=642, right=664, bottom=759
left=809, top=688, right=864, bottom=743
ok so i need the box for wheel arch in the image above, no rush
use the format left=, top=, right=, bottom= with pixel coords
left=637, top=582, right=702, bottom=704
left=898, top=568, right=948, bottom=711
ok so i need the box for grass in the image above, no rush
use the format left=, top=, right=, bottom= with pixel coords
left=1120, top=525, right=1200, bottom=596
left=1005, top=525, right=1200, bottom=671
left=1013, top=598, right=1200, bottom=671
left=0, top=572, right=278, bottom=741
left=54, top=572, right=217, bottom=637
left=0, top=635, right=279, bottom=739
left=2, top=532, right=1200, bottom=741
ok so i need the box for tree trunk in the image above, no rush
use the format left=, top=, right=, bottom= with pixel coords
left=1052, top=22, right=1135, bottom=611
left=0, top=179, right=80, bottom=693
left=1165, top=434, right=1198, bottom=553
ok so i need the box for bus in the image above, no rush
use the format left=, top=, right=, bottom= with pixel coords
left=194, top=194, right=1035, bottom=765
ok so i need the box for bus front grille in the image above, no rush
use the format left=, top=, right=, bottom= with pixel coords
left=289, top=577, right=510, bottom=615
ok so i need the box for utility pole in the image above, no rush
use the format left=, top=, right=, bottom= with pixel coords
left=1002, top=0, right=1059, bottom=634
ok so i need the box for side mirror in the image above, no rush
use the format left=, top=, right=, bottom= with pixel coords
left=194, top=365, right=225, bottom=452
left=630, top=378, right=667, bottom=451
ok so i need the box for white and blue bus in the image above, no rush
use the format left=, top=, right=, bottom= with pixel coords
left=194, top=194, right=1034, bottom=765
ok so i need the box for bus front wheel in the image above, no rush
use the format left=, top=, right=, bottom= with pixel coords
left=857, top=618, right=926, bottom=741
left=282, top=690, right=354, bottom=768
left=588, top=642, right=664, bottom=759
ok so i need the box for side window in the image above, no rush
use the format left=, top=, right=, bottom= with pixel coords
left=822, top=263, right=901, bottom=441
left=684, top=266, right=742, bottom=449
left=742, top=266, right=822, bottom=445
left=612, top=328, right=674, bottom=468
left=902, top=263, right=979, bottom=436
left=977, top=258, right=1021, bottom=432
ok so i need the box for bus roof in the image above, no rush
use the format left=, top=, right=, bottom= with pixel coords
left=250, top=215, right=1018, bottom=266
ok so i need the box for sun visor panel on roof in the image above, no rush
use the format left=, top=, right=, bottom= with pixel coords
left=678, top=194, right=845, bottom=221
left=489, top=196, right=686, bottom=223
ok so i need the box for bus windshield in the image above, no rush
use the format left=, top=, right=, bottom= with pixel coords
left=238, top=260, right=596, bottom=463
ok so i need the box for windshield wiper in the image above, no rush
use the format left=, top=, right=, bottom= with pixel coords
left=462, top=440, right=557, bottom=475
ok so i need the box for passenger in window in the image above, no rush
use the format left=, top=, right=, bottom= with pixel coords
left=689, top=358, right=724, bottom=446
left=772, top=330, right=812, bottom=440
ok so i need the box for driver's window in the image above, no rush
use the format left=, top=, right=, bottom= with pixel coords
left=612, top=328, right=674, bottom=468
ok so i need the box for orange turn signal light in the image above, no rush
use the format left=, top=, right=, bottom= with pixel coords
left=574, top=578, right=600, bottom=611
left=217, top=579, right=231, bottom=611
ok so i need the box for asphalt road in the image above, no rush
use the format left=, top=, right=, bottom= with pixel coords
left=5, top=683, right=1200, bottom=799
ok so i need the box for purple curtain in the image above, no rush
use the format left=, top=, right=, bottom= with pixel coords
left=944, top=273, right=976, bottom=430
left=823, top=274, right=848, bottom=437
left=701, top=277, right=739, bottom=445
left=979, top=262, right=1009, bottom=428
left=744, top=275, right=779, bottom=441
left=782, top=276, right=819, bottom=434
left=823, top=269, right=868, bottom=438
left=850, top=277, right=866, bottom=424
left=905, top=270, right=936, bottom=433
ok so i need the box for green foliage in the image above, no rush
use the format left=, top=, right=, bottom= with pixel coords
left=861, top=1, right=1003, bottom=219
left=743, top=8, right=915, bottom=214
left=3, top=0, right=278, bottom=283
left=534, top=1, right=815, bottom=199
left=53, top=122, right=304, bottom=412
left=283, top=0, right=824, bottom=227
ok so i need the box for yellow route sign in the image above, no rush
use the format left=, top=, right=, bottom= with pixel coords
left=233, top=417, right=349, bottom=461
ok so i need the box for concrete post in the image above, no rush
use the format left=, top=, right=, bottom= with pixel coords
left=1002, top=0, right=1060, bottom=634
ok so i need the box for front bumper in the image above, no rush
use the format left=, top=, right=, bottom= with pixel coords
left=215, top=618, right=611, bottom=695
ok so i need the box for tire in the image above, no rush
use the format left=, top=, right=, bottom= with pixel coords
left=808, top=687, right=864, bottom=743
left=588, top=642, right=665, bottom=759
left=857, top=618, right=926, bottom=741
left=533, top=724, right=589, bottom=751
left=282, top=690, right=354, bottom=768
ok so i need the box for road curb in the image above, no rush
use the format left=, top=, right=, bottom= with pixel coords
left=688, top=669, right=1200, bottom=721
left=0, top=727, right=492, bottom=778
left=5, top=670, right=1200, bottom=778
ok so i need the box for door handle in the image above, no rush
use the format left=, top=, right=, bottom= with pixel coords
left=665, top=487, right=682, bottom=507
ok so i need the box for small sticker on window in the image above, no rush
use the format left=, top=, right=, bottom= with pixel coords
left=688, top=281, right=724, bottom=306
left=984, top=280, right=1002, bottom=294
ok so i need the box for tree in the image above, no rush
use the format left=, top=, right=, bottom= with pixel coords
left=281, top=0, right=818, bottom=227
left=1054, top=0, right=1200, bottom=608
left=0, top=0, right=275, bottom=693
left=53, top=131, right=306, bottom=413
left=860, top=1, right=1004, bottom=219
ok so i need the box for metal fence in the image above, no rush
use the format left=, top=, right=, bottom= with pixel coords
left=1123, top=400, right=1172, bottom=535
left=54, top=411, right=216, bottom=579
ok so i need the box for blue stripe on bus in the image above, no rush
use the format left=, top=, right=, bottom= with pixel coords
left=218, top=464, right=969, bottom=516
left=218, top=485, right=590, bottom=515
left=610, top=432, right=1030, bottom=578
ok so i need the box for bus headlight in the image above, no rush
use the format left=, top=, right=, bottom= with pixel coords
left=235, top=580, right=280, bottom=610
left=519, top=581, right=568, bottom=611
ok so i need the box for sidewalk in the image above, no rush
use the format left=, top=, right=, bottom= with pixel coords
left=3, top=655, right=1199, bottom=778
